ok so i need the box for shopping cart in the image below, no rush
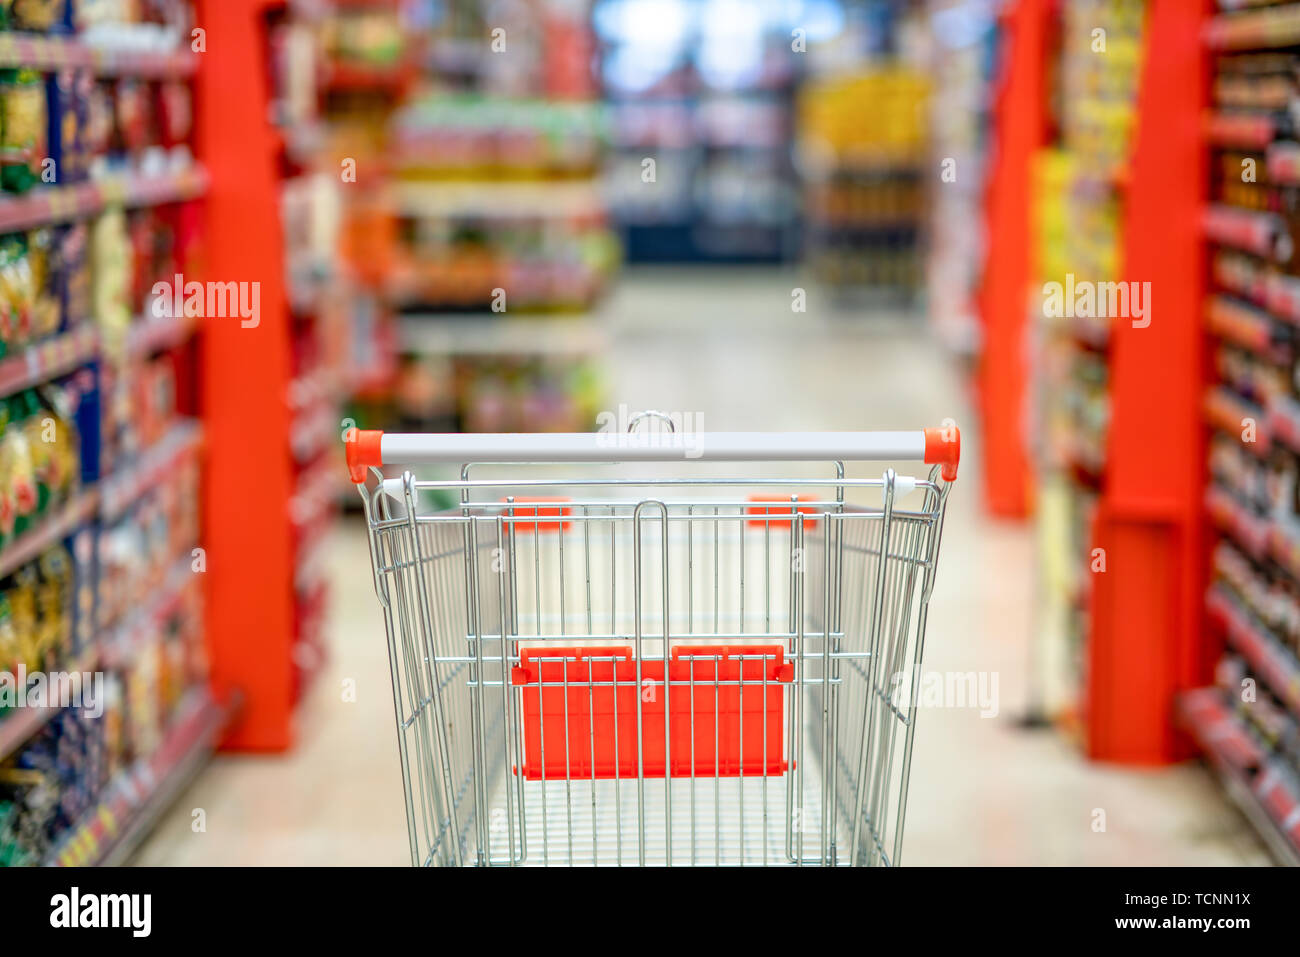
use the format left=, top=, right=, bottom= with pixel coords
left=347, top=417, right=959, bottom=867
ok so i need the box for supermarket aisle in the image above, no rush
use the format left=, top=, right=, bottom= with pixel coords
left=136, top=269, right=1270, bottom=866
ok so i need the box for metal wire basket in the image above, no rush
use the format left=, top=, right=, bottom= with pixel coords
left=349, top=419, right=959, bottom=866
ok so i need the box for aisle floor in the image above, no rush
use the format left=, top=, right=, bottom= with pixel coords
left=136, top=269, right=1272, bottom=866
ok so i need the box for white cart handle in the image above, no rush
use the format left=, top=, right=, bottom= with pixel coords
left=346, top=427, right=960, bottom=483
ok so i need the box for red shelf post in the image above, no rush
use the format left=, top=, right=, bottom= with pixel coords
left=195, top=0, right=297, bottom=749
left=976, top=0, right=1051, bottom=518
left=1084, top=0, right=1211, bottom=763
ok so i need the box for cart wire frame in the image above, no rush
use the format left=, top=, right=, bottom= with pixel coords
left=352, top=428, right=956, bottom=867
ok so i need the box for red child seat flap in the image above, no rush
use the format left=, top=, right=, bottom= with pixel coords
left=512, top=644, right=793, bottom=780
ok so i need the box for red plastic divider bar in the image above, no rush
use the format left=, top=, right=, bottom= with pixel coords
left=502, top=496, right=572, bottom=533
left=512, top=644, right=793, bottom=780
left=745, top=495, right=819, bottom=529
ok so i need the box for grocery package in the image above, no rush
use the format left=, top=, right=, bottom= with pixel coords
left=0, top=68, right=48, bottom=193
left=0, top=384, right=82, bottom=546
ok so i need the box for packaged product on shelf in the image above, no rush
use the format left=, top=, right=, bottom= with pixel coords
left=47, top=69, right=93, bottom=186
left=110, top=77, right=153, bottom=162
left=82, top=78, right=113, bottom=174
left=3, top=0, right=67, bottom=33
left=0, top=380, right=81, bottom=546
left=101, top=349, right=178, bottom=472
left=0, top=68, right=47, bottom=193
left=157, top=78, right=192, bottom=144
left=0, top=233, right=37, bottom=354
left=0, top=542, right=73, bottom=678
left=91, top=207, right=131, bottom=354
left=0, top=701, right=101, bottom=867
left=57, top=221, right=90, bottom=325
left=97, top=443, right=196, bottom=629
left=0, top=228, right=71, bottom=352
left=321, top=4, right=404, bottom=68
left=124, top=638, right=161, bottom=761
left=0, top=394, right=40, bottom=540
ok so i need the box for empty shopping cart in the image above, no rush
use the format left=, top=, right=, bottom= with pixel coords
left=348, top=417, right=959, bottom=866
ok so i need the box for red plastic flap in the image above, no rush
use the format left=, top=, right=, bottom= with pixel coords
left=745, top=495, right=819, bottom=528
left=502, top=496, right=572, bottom=533
left=514, top=644, right=791, bottom=780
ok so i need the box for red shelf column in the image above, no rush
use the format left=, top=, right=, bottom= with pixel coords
left=1085, top=0, right=1212, bottom=763
left=976, top=0, right=1051, bottom=518
left=195, top=0, right=297, bottom=749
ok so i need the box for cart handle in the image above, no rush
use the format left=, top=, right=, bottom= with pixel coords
left=346, top=427, right=960, bottom=484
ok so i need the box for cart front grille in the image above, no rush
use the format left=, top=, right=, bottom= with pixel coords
left=364, top=481, right=947, bottom=867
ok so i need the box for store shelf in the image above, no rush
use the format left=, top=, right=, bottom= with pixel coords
left=1267, top=141, right=1300, bottom=186
left=1205, top=385, right=1270, bottom=455
left=1269, top=516, right=1300, bottom=582
left=1207, top=5, right=1300, bottom=51
left=0, top=33, right=199, bottom=75
left=0, top=165, right=209, bottom=233
left=398, top=314, right=608, bottom=357
left=1268, top=394, right=1300, bottom=454
left=320, top=57, right=413, bottom=94
left=0, top=489, right=98, bottom=580
left=1203, top=204, right=1291, bottom=261
left=1177, top=688, right=1300, bottom=866
left=1205, top=294, right=1288, bottom=359
left=116, top=166, right=210, bottom=208
left=1205, top=484, right=1271, bottom=561
left=1207, top=585, right=1300, bottom=716
left=392, top=180, right=606, bottom=220
left=290, top=401, right=339, bottom=464
left=0, top=647, right=99, bottom=762
left=100, top=419, right=203, bottom=522
left=0, top=182, right=99, bottom=233
left=1205, top=110, right=1276, bottom=149
left=126, top=311, right=199, bottom=359
left=1267, top=273, right=1300, bottom=325
left=0, top=327, right=98, bottom=399
left=44, top=689, right=227, bottom=867
left=101, top=554, right=199, bottom=668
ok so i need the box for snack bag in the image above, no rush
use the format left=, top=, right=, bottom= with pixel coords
left=0, top=234, right=34, bottom=354
left=0, top=69, right=47, bottom=193
left=10, top=0, right=66, bottom=32
left=9, top=571, right=36, bottom=671
left=36, top=383, right=76, bottom=495
left=90, top=210, right=130, bottom=357
left=0, top=401, right=14, bottom=542
left=0, top=592, right=16, bottom=680
left=28, top=228, right=59, bottom=338
left=7, top=401, right=38, bottom=528
left=21, top=390, right=51, bottom=511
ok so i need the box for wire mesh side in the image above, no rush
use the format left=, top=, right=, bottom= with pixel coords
left=363, top=482, right=946, bottom=866
left=806, top=504, right=940, bottom=866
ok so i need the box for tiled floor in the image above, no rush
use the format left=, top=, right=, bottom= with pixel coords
left=135, top=269, right=1272, bottom=866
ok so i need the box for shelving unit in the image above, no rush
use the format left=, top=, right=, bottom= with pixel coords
left=797, top=69, right=930, bottom=304
left=0, top=646, right=97, bottom=761
left=991, top=0, right=1216, bottom=763
left=1182, top=0, right=1300, bottom=858
left=1177, top=688, right=1300, bottom=866
left=594, top=0, right=801, bottom=263
left=187, top=0, right=361, bottom=749
left=344, top=2, right=612, bottom=438
left=44, top=689, right=228, bottom=867
left=1074, top=0, right=1210, bottom=764
left=976, top=0, right=1049, bottom=518
left=0, top=2, right=217, bottom=867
